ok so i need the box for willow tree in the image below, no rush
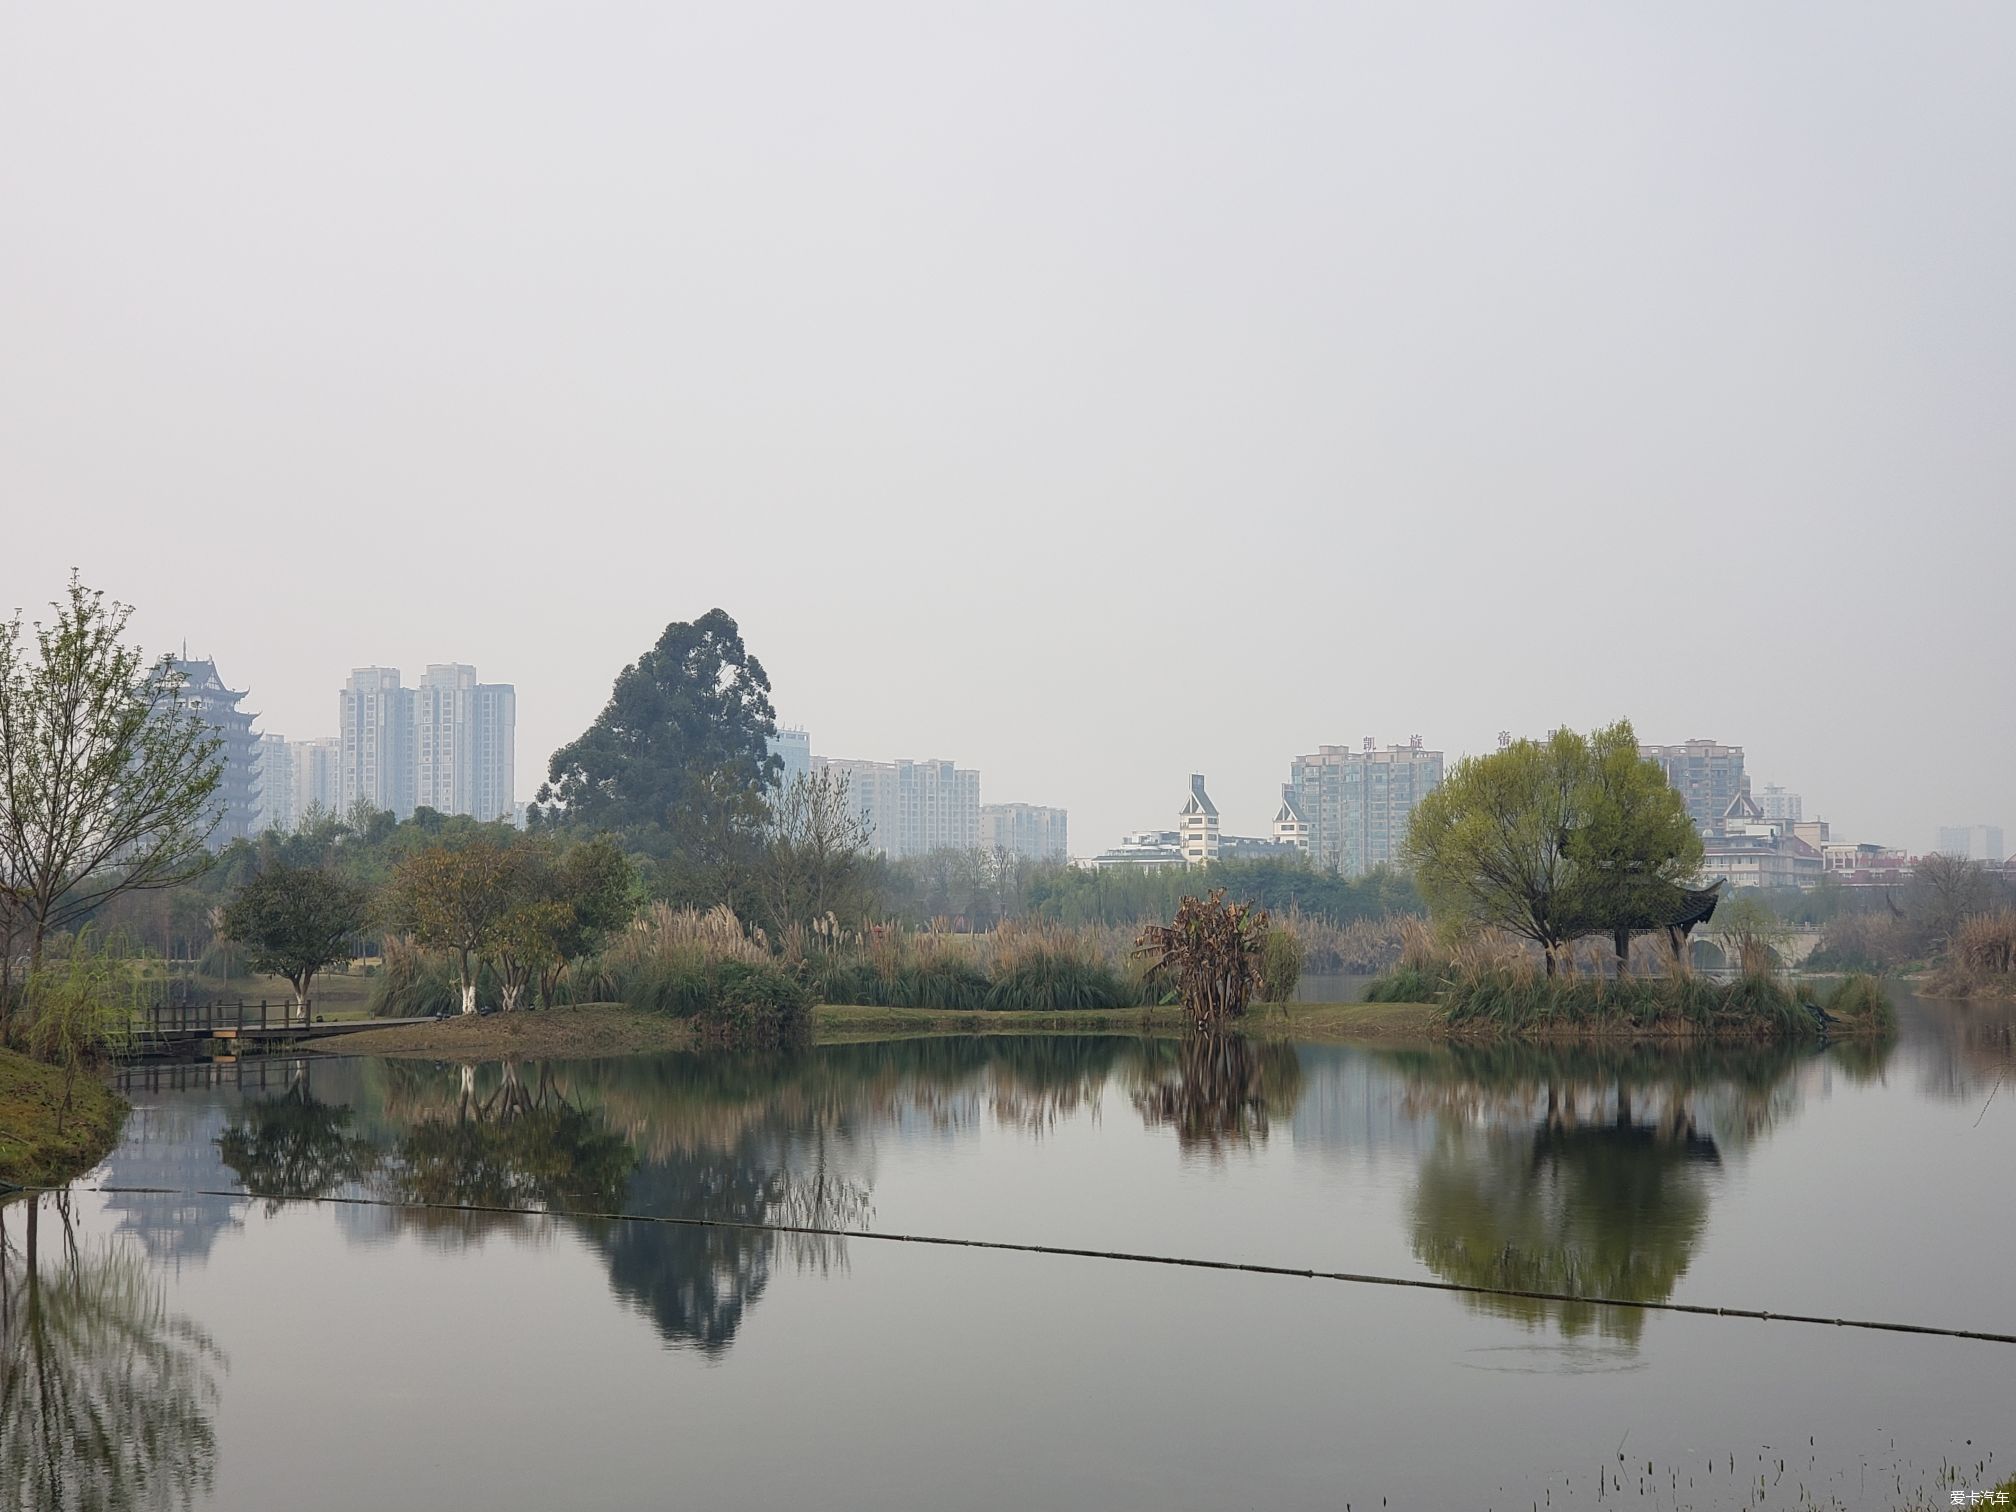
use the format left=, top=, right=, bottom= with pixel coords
left=1403, top=721, right=1701, bottom=974
left=0, top=576, right=221, bottom=1036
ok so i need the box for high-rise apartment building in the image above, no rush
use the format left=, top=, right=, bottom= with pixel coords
left=1759, top=784, right=1803, bottom=823
left=168, top=658, right=262, bottom=850
left=981, top=803, right=1068, bottom=863
left=339, top=667, right=413, bottom=818
left=768, top=727, right=812, bottom=791
left=295, top=736, right=345, bottom=819
left=337, top=664, right=514, bottom=822
left=1640, top=740, right=1746, bottom=834
left=414, top=664, right=477, bottom=816
left=818, top=755, right=981, bottom=859
left=255, top=733, right=296, bottom=834
left=470, top=681, right=516, bottom=824
left=1289, top=740, right=1444, bottom=877
left=1936, top=825, right=2006, bottom=863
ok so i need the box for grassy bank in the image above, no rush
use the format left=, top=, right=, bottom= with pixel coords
left=1364, top=938, right=1898, bottom=1039
left=0, top=1049, right=128, bottom=1187
left=309, top=1004, right=699, bottom=1058
left=311, top=998, right=1442, bottom=1056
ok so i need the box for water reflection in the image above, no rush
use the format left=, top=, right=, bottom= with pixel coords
left=215, top=1061, right=373, bottom=1209
left=180, top=1031, right=1926, bottom=1366
left=1395, top=1041, right=1837, bottom=1346
left=0, top=1194, right=223, bottom=1512
left=1128, top=1033, right=1305, bottom=1157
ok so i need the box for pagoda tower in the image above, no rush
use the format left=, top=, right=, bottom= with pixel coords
left=169, top=657, right=262, bottom=848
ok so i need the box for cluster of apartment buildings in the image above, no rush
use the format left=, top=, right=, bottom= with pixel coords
left=169, top=658, right=518, bottom=847
left=1081, top=734, right=2003, bottom=893
left=1626, top=739, right=2004, bottom=890
left=768, top=728, right=1069, bottom=864
left=1090, top=739, right=1449, bottom=876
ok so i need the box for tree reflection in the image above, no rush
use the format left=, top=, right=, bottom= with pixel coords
left=216, top=1061, right=376, bottom=1209
left=1402, top=1046, right=1749, bottom=1345
left=0, top=1194, right=223, bottom=1512
left=596, top=1145, right=870, bottom=1357
left=1129, top=1033, right=1305, bottom=1157
left=376, top=1062, right=637, bottom=1248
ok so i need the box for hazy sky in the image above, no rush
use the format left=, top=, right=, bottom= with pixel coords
left=4, top=3, right=2011, bottom=853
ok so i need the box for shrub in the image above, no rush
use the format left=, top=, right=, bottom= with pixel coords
left=985, top=952, right=1132, bottom=1011
left=1437, top=964, right=1808, bottom=1037
left=1364, top=964, right=1441, bottom=1003
left=1821, top=973, right=1895, bottom=1030
left=369, top=938, right=477, bottom=1017
left=695, top=960, right=812, bottom=1048
left=1953, top=911, right=2016, bottom=978
left=1257, top=927, right=1304, bottom=1005
left=25, top=935, right=140, bottom=1126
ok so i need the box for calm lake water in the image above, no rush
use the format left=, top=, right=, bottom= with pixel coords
left=6, top=994, right=2012, bottom=1510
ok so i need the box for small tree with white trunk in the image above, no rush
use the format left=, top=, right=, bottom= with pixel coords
left=383, top=840, right=519, bottom=1015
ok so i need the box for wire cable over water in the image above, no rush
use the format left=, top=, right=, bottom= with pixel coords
left=29, top=1181, right=2016, bottom=1348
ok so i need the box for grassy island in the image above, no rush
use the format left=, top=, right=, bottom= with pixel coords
left=0, top=1049, right=128, bottom=1188
left=310, top=998, right=1444, bottom=1058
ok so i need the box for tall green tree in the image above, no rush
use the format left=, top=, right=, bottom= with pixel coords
left=1569, top=722, right=1705, bottom=971
left=534, top=610, right=781, bottom=841
left=0, top=575, right=222, bottom=1037
left=1405, top=730, right=1588, bottom=972
left=220, top=865, right=370, bottom=1024
left=1404, top=721, right=1700, bottom=973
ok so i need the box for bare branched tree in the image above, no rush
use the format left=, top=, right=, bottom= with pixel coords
left=756, top=770, right=874, bottom=931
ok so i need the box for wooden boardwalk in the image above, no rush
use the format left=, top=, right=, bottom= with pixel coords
left=132, top=1001, right=438, bottom=1056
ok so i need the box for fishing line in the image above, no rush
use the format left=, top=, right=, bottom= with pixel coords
left=19, top=1180, right=2016, bottom=1348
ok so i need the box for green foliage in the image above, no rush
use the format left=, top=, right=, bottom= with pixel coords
left=1257, top=928, right=1304, bottom=1004
left=1364, top=965, right=1441, bottom=1003
left=1436, top=967, right=1810, bottom=1036
left=534, top=609, right=780, bottom=842
left=1820, top=973, right=1895, bottom=1029
left=195, top=938, right=252, bottom=981
left=220, top=864, right=370, bottom=1017
left=984, top=952, right=1129, bottom=1012
left=1405, top=721, right=1701, bottom=968
left=693, top=960, right=812, bottom=1048
left=486, top=835, right=641, bottom=1011
left=367, top=938, right=488, bottom=1018
left=1016, top=857, right=1418, bottom=930
left=23, top=934, right=141, bottom=1126
left=789, top=923, right=1156, bottom=1013
left=379, top=838, right=525, bottom=1014
left=0, top=1048, right=130, bottom=1184
left=0, top=574, right=223, bottom=1037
